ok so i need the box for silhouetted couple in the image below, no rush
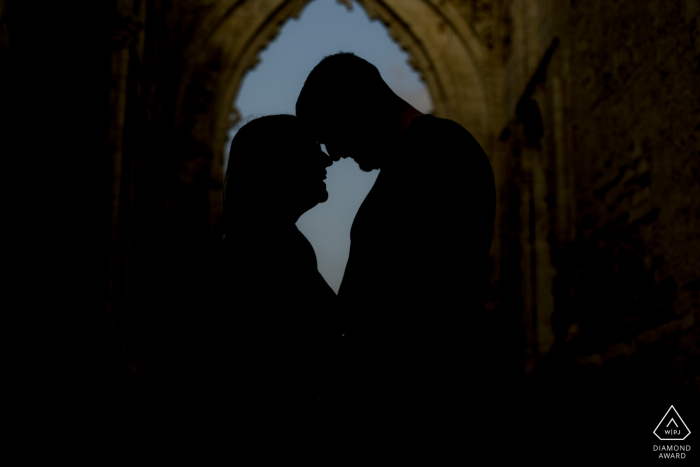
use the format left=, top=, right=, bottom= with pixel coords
left=222, top=53, right=496, bottom=461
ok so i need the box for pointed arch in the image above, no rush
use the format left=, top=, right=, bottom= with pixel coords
left=178, top=0, right=498, bottom=222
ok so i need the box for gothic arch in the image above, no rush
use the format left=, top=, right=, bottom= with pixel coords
left=178, top=0, right=499, bottom=221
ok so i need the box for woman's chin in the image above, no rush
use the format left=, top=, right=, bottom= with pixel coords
left=300, top=191, right=328, bottom=213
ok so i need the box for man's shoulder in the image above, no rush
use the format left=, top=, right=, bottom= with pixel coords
left=403, top=115, right=484, bottom=157
left=408, top=114, right=466, bottom=135
left=397, top=115, right=487, bottom=177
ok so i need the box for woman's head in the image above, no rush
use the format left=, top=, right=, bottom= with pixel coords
left=223, top=115, right=332, bottom=233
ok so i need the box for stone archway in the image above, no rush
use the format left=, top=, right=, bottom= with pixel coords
left=175, top=0, right=503, bottom=225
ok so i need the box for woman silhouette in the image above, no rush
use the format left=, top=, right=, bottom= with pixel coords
left=221, top=115, right=338, bottom=449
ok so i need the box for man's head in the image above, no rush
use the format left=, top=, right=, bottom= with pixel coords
left=296, top=52, right=406, bottom=172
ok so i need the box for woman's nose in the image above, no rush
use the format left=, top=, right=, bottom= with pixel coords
left=324, top=143, right=342, bottom=163
left=321, top=154, right=333, bottom=168
left=318, top=148, right=333, bottom=167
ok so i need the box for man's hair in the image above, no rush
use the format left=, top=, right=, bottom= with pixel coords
left=296, top=52, right=386, bottom=125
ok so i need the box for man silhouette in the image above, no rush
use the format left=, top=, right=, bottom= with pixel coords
left=296, top=53, right=496, bottom=459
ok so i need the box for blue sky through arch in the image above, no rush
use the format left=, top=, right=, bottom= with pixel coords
left=226, top=0, right=432, bottom=292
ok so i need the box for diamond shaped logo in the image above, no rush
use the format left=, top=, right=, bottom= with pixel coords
left=654, top=405, right=691, bottom=441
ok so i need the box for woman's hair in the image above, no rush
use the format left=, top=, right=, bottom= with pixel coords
left=222, top=114, right=305, bottom=234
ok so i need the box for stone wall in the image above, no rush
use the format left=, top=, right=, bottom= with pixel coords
left=495, top=0, right=700, bottom=460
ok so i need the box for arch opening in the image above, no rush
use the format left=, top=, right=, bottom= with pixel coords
left=222, top=0, right=433, bottom=292
left=194, top=0, right=495, bottom=290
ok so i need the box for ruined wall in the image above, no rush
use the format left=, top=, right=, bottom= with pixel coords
left=496, top=0, right=700, bottom=459
left=1, top=1, right=228, bottom=431
left=569, top=0, right=699, bottom=357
